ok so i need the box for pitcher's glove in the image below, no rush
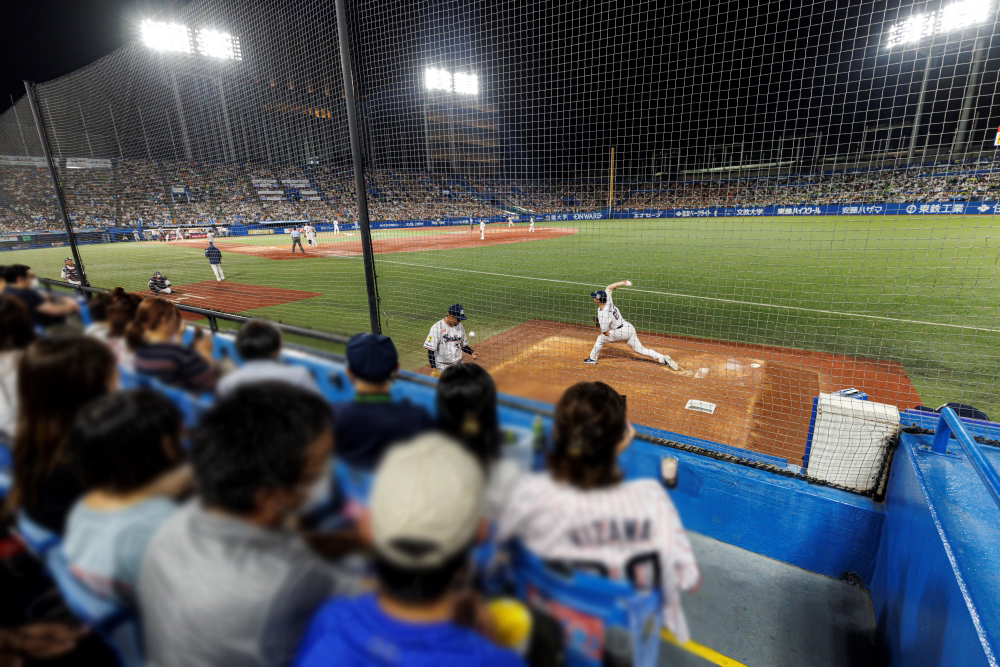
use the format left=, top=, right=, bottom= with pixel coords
left=593, top=316, right=601, bottom=329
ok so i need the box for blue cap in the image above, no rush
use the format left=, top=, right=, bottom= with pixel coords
left=448, top=304, right=467, bottom=321
left=346, top=333, right=399, bottom=383
left=591, top=290, right=608, bottom=302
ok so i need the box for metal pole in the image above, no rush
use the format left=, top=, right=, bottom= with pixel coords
left=10, top=94, right=30, bottom=156
left=423, top=94, right=432, bottom=174
left=24, top=81, right=88, bottom=286
left=907, top=50, right=934, bottom=166
left=334, top=0, right=381, bottom=334
left=168, top=72, right=194, bottom=161
left=108, top=103, right=124, bottom=158
left=79, top=101, right=95, bottom=157
left=951, top=37, right=987, bottom=160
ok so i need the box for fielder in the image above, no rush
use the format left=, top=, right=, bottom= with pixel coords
left=333, top=219, right=340, bottom=234
left=479, top=219, right=486, bottom=241
left=529, top=218, right=535, bottom=233
left=290, top=227, right=305, bottom=253
left=206, top=228, right=215, bottom=243
left=508, top=215, right=515, bottom=227
left=304, top=223, right=317, bottom=246
left=148, top=271, right=173, bottom=295
left=205, top=242, right=225, bottom=281
left=585, top=280, right=678, bottom=369
left=60, top=258, right=82, bottom=286
left=424, top=304, right=478, bottom=377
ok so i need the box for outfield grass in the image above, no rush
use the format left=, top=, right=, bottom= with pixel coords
left=8, top=215, right=999, bottom=416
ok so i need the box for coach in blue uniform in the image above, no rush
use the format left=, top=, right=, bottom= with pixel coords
left=291, top=227, right=305, bottom=253
left=205, top=242, right=225, bottom=281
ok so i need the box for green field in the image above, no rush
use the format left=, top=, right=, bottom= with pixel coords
left=9, top=216, right=1000, bottom=416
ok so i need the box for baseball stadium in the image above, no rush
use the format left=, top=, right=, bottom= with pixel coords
left=0, top=0, right=998, bottom=665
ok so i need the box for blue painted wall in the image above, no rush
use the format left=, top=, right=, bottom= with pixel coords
left=870, top=434, right=1000, bottom=667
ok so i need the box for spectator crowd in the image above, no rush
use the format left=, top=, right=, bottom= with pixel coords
left=0, top=266, right=700, bottom=666
left=3, top=157, right=1000, bottom=235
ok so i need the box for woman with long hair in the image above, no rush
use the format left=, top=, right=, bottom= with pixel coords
left=7, top=337, right=117, bottom=534
left=97, top=287, right=143, bottom=371
left=127, top=296, right=217, bottom=393
left=496, top=381, right=701, bottom=644
left=0, top=295, right=35, bottom=445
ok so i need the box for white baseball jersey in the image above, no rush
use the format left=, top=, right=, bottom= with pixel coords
left=424, top=318, right=468, bottom=367
left=596, top=290, right=625, bottom=333
left=496, top=473, right=700, bottom=643
left=479, top=220, right=485, bottom=231
left=304, top=225, right=316, bottom=237
left=207, top=231, right=215, bottom=242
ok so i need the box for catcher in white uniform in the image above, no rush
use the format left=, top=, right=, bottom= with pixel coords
left=424, top=304, right=478, bottom=377
left=585, top=280, right=678, bottom=369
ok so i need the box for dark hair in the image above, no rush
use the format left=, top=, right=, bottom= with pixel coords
left=0, top=295, right=35, bottom=351
left=107, top=288, right=143, bottom=339
left=435, top=364, right=500, bottom=467
left=3, top=265, right=30, bottom=284
left=548, top=382, right=627, bottom=489
left=235, top=319, right=281, bottom=361
left=87, top=292, right=112, bottom=323
left=191, top=382, right=331, bottom=513
left=8, top=337, right=117, bottom=512
left=125, top=296, right=178, bottom=349
left=70, top=389, right=183, bottom=492
left=374, top=544, right=470, bottom=603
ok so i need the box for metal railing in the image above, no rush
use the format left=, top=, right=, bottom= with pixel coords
left=37, top=277, right=352, bottom=345
left=933, top=406, right=1000, bottom=509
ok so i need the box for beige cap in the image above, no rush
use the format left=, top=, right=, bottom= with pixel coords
left=370, top=432, right=484, bottom=568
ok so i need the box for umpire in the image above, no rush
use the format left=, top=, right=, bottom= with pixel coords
left=290, top=227, right=305, bottom=253
left=205, top=242, right=225, bottom=282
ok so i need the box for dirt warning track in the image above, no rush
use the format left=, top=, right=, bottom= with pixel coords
left=418, top=320, right=922, bottom=466
left=167, top=225, right=577, bottom=260
left=152, top=281, right=321, bottom=320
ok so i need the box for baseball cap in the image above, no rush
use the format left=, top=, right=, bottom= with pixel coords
left=591, top=290, right=608, bottom=302
left=448, top=304, right=467, bottom=321
left=64, top=257, right=73, bottom=263
left=371, top=432, right=484, bottom=568
left=345, top=333, right=398, bottom=383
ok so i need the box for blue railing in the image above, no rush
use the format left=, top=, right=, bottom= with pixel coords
left=932, top=406, right=1000, bottom=509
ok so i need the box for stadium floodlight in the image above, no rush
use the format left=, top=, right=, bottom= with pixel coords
left=141, top=20, right=191, bottom=54
left=452, top=72, right=478, bottom=96
left=425, top=67, right=452, bottom=92
left=885, top=0, right=993, bottom=48
left=196, top=29, right=239, bottom=59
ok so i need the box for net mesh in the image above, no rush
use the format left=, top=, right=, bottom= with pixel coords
left=1, top=0, right=999, bottom=491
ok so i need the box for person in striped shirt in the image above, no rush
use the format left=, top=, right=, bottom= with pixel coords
left=496, top=381, right=700, bottom=644
left=128, top=297, right=218, bottom=393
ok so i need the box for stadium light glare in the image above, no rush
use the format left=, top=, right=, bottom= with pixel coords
left=452, top=72, right=478, bottom=96
left=425, top=67, right=452, bottom=92
left=197, top=29, right=237, bottom=59
left=885, top=0, right=993, bottom=47
left=141, top=20, right=191, bottom=54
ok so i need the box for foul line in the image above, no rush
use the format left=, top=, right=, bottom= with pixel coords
left=661, top=629, right=749, bottom=667
left=376, top=259, right=1000, bottom=334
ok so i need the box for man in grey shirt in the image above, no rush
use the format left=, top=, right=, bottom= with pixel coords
left=217, top=319, right=320, bottom=397
left=139, top=383, right=354, bottom=666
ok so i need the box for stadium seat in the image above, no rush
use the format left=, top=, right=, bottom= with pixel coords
left=15, top=510, right=60, bottom=558
left=509, top=542, right=662, bottom=667
left=46, top=549, right=145, bottom=667
left=0, top=443, right=11, bottom=500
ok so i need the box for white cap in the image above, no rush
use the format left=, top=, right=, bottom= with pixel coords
left=370, top=432, right=484, bottom=568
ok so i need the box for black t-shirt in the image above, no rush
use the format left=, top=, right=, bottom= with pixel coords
left=332, top=396, right=434, bottom=470
left=24, top=463, right=84, bottom=536
left=3, top=286, right=53, bottom=326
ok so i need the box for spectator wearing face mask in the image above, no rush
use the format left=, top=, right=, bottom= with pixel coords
left=128, top=297, right=217, bottom=393
left=2, top=264, right=80, bottom=329
left=138, top=383, right=356, bottom=667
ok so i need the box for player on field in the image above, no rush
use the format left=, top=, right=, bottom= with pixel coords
left=290, top=227, right=305, bottom=253
left=528, top=217, right=535, bottom=233
left=333, top=219, right=340, bottom=234
left=507, top=215, right=515, bottom=227
left=585, top=280, right=678, bottom=369
left=424, top=304, right=478, bottom=377
left=205, top=242, right=225, bottom=282
left=304, top=223, right=317, bottom=247
left=60, top=258, right=82, bottom=286
left=148, top=271, right=173, bottom=295
left=206, top=228, right=215, bottom=243
left=479, top=219, right=485, bottom=241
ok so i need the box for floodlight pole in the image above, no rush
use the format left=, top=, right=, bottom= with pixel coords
left=334, top=0, right=381, bottom=334
left=24, top=81, right=89, bottom=287
left=906, top=49, right=935, bottom=166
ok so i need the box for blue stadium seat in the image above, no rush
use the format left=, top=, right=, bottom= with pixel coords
left=15, top=510, right=60, bottom=558
left=509, top=542, right=662, bottom=667
left=46, top=549, right=145, bottom=667
left=0, top=443, right=11, bottom=500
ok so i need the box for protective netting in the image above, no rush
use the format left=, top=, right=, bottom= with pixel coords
left=1, top=0, right=999, bottom=491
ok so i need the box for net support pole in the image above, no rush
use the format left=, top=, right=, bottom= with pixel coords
left=24, top=80, right=89, bottom=287
left=608, top=147, right=615, bottom=211
left=334, top=0, right=381, bottom=334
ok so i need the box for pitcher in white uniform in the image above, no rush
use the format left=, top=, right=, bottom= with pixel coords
left=479, top=219, right=486, bottom=241
left=424, top=304, right=478, bottom=377
left=585, top=280, right=679, bottom=370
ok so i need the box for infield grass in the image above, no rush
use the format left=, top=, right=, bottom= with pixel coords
left=8, top=215, right=999, bottom=415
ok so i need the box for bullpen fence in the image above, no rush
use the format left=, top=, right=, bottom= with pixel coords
left=2, top=0, right=1000, bottom=494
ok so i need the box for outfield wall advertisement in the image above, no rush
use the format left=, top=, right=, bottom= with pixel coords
left=542, top=201, right=1000, bottom=221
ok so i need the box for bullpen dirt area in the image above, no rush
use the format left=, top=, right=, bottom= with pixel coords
left=154, top=281, right=321, bottom=321
left=418, top=320, right=922, bottom=465
left=168, top=225, right=577, bottom=259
